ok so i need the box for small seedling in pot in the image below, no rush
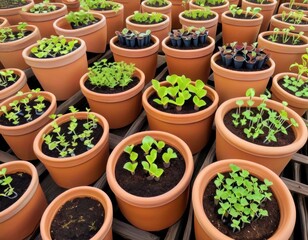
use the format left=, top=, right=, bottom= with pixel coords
left=65, top=10, right=96, bottom=28
left=183, top=8, right=214, bottom=19
left=0, top=22, right=28, bottom=43
left=0, top=168, right=18, bottom=199
left=146, top=0, right=169, bottom=6
left=194, top=0, right=226, bottom=7
left=0, top=69, right=17, bottom=88
left=81, top=0, right=120, bottom=12
left=123, top=144, right=138, bottom=175
left=162, top=147, right=177, bottom=167
left=26, top=1, right=57, bottom=14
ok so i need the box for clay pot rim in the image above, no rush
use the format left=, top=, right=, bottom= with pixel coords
left=192, top=159, right=296, bottom=240
left=0, top=17, right=9, bottom=27
left=179, top=10, right=219, bottom=25
left=141, top=0, right=172, bottom=10
left=89, top=2, right=124, bottom=17
left=125, top=13, right=170, bottom=31
left=106, top=130, right=194, bottom=208
left=221, top=11, right=263, bottom=26
left=271, top=13, right=308, bottom=27
left=241, top=0, right=278, bottom=8
left=0, top=161, right=39, bottom=222
left=19, top=2, right=67, bottom=19
left=189, top=0, right=229, bottom=10
left=40, top=186, right=113, bottom=240
left=0, top=68, right=27, bottom=100
left=0, top=0, right=34, bottom=15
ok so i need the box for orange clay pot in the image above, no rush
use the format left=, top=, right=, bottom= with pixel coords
left=80, top=67, right=145, bottom=129
left=0, top=17, right=9, bottom=27
left=258, top=31, right=308, bottom=76
left=214, top=97, right=308, bottom=174
left=0, top=91, right=57, bottom=160
left=170, top=0, right=188, bottom=29
left=210, top=51, right=275, bottom=104
left=0, top=0, right=34, bottom=25
left=106, top=130, right=194, bottom=231
left=90, top=2, right=124, bottom=44
left=271, top=72, right=308, bottom=116
left=0, top=161, right=48, bottom=240
left=278, top=2, right=308, bottom=15
left=53, top=12, right=107, bottom=53
left=221, top=11, right=263, bottom=44
left=113, top=0, right=141, bottom=21
left=192, top=159, right=296, bottom=240
left=40, top=186, right=113, bottom=240
left=22, top=37, right=88, bottom=101
left=19, top=3, right=68, bottom=38
left=162, top=35, right=215, bottom=83
left=110, top=35, right=159, bottom=85
left=62, top=0, right=80, bottom=12
left=33, top=112, right=109, bottom=188
left=142, top=81, right=219, bottom=154
left=241, top=0, right=278, bottom=33
left=179, top=10, right=219, bottom=40
left=0, top=68, right=30, bottom=104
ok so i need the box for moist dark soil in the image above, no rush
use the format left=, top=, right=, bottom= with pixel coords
left=166, top=38, right=211, bottom=50
left=91, top=6, right=114, bottom=11
left=226, top=12, right=259, bottom=19
left=203, top=173, right=280, bottom=240
left=115, top=143, right=186, bottom=197
left=41, top=119, right=103, bottom=158
left=287, top=3, right=308, bottom=11
left=215, top=57, right=270, bottom=72
left=278, top=78, right=308, bottom=99
left=130, top=17, right=166, bottom=25
left=0, top=1, right=28, bottom=9
left=145, top=2, right=168, bottom=7
left=29, top=43, right=81, bottom=59
left=114, top=39, right=155, bottom=49
left=182, top=13, right=216, bottom=21
left=1, top=31, right=33, bottom=43
left=84, top=77, right=140, bottom=94
left=264, top=35, right=306, bottom=45
left=276, top=16, right=308, bottom=25
left=0, top=99, right=51, bottom=127
left=246, top=0, right=273, bottom=4
left=193, top=1, right=226, bottom=7
left=0, top=73, right=19, bottom=91
left=148, top=93, right=213, bottom=114
left=50, top=197, right=104, bottom=240
left=0, top=172, right=32, bottom=211
left=224, top=107, right=296, bottom=147
left=70, top=18, right=100, bottom=29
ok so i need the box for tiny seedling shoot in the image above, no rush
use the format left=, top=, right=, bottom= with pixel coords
left=0, top=168, right=18, bottom=199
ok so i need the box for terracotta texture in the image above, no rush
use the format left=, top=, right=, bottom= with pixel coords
left=33, top=112, right=110, bottom=188
left=22, top=37, right=88, bottom=101
left=278, top=2, right=308, bottom=15
left=113, top=0, right=141, bottom=21
left=106, top=130, right=194, bottom=231
left=0, top=17, right=9, bottom=28
left=0, top=161, right=47, bottom=240
left=258, top=31, right=308, bottom=76
left=215, top=97, right=308, bottom=174
left=62, top=0, right=80, bottom=12
left=110, top=35, right=159, bottom=84
left=162, top=35, right=215, bottom=83
left=192, top=159, right=296, bottom=240
left=142, top=82, right=219, bottom=154
left=0, top=0, right=34, bottom=25
left=53, top=12, right=107, bottom=53
left=271, top=72, right=308, bottom=116
left=170, top=0, right=188, bottom=29
left=211, top=51, right=275, bottom=104
left=0, top=25, right=41, bottom=70
left=221, top=11, right=263, bottom=44
left=40, top=186, right=113, bottom=240
left=80, top=67, right=145, bottom=129
left=0, top=91, right=57, bottom=160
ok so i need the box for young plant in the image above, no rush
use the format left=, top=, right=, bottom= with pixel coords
left=65, top=10, right=96, bottom=27
left=229, top=5, right=261, bottom=18
left=183, top=8, right=214, bottom=20
left=26, top=1, right=57, bottom=13
left=194, top=0, right=226, bottom=7
left=80, top=0, right=120, bottom=12
left=123, top=144, right=138, bottom=175
left=281, top=10, right=305, bottom=25
left=0, top=69, right=17, bottom=88
left=269, top=26, right=304, bottom=45
left=131, top=11, right=165, bottom=24
left=0, top=22, right=28, bottom=43
left=115, top=28, right=152, bottom=48
left=146, top=0, right=169, bottom=6
left=0, top=168, right=17, bottom=199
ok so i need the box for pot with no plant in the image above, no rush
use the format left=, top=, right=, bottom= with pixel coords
left=0, top=22, right=41, bottom=69
left=80, top=59, right=145, bottom=129
left=33, top=107, right=110, bottom=188
left=53, top=10, right=107, bottom=53
left=0, top=89, right=57, bottom=160
left=215, top=88, right=308, bottom=175
left=162, top=27, right=215, bottom=83
left=22, top=35, right=88, bottom=100
left=192, top=159, right=296, bottom=240
left=278, top=0, right=308, bottom=15
left=142, top=74, right=219, bottom=154
left=106, top=131, right=194, bottom=231
left=40, top=186, right=113, bottom=240
left=0, top=161, right=48, bottom=240
left=0, top=0, right=34, bottom=25
left=110, top=28, right=160, bottom=84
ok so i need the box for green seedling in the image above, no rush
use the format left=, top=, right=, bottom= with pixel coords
left=132, top=11, right=164, bottom=23
left=0, top=168, right=17, bottom=199
left=80, top=0, right=120, bottom=12
left=162, top=147, right=177, bottom=167
left=0, top=22, right=28, bottom=42
left=141, top=135, right=155, bottom=154
left=146, top=0, right=169, bottom=6
left=183, top=8, right=214, bottom=19
left=27, top=2, right=57, bottom=13
left=66, top=10, right=96, bottom=27
left=0, top=69, right=17, bottom=87
left=194, top=0, right=225, bottom=6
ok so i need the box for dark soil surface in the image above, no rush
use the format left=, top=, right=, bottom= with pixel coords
left=0, top=172, right=32, bottom=211
left=114, top=39, right=155, bottom=49
left=145, top=2, right=168, bottom=7
left=203, top=173, right=280, bottom=240
left=130, top=17, right=166, bottom=25
left=215, top=58, right=270, bottom=72
left=264, top=35, right=306, bottom=45
left=0, top=1, right=29, bottom=9
left=182, top=13, right=216, bottom=21
left=51, top=197, right=104, bottom=240
left=276, top=16, right=308, bottom=25
left=278, top=78, right=308, bottom=99
left=225, top=12, right=259, bottom=19
left=70, top=18, right=99, bottom=29
left=245, top=0, right=272, bottom=4
left=0, top=73, right=19, bottom=91
left=192, top=1, right=226, bottom=7
left=166, top=38, right=211, bottom=50
left=29, top=43, right=81, bottom=59
left=1, top=31, right=32, bottom=43
left=91, top=6, right=114, bottom=11
left=115, top=143, right=186, bottom=197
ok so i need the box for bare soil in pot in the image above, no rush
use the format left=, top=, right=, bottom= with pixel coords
left=0, top=1, right=29, bottom=8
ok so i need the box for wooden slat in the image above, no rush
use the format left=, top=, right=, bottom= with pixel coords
left=292, top=153, right=308, bottom=165
left=0, top=150, right=17, bottom=162
left=164, top=220, right=181, bottom=240
left=282, top=177, right=308, bottom=196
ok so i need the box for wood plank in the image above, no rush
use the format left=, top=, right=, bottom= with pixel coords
left=164, top=220, right=181, bottom=240
left=292, top=153, right=308, bottom=165
left=0, top=150, right=17, bottom=162
left=281, top=177, right=308, bottom=196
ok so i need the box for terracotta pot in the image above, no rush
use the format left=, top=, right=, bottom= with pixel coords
left=0, top=91, right=57, bottom=160
left=258, top=31, right=308, bottom=76
left=229, top=0, right=240, bottom=5
left=0, top=68, right=30, bottom=104
left=80, top=67, right=145, bottom=129
left=106, top=130, right=194, bottom=231
left=141, top=0, right=172, bottom=31
left=0, top=24, right=41, bottom=70
left=90, top=2, right=124, bottom=44
left=0, top=0, right=34, bottom=25
left=162, top=35, right=215, bottom=83
left=22, top=37, right=88, bottom=101
left=241, top=0, right=278, bottom=33
left=126, top=13, right=170, bottom=51
left=53, top=12, right=107, bottom=53
left=278, top=2, right=308, bottom=15
left=113, top=0, right=141, bottom=21
left=271, top=72, right=308, bottom=116
left=62, top=0, right=80, bottom=12
left=210, top=51, right=275, bottom=104
left=19, top=2, right=68, bottom=38
left=110, top=35, right=159, bottom=85
left=0, top=17, right=9, bottom=28
left=169, top=0, right=188, bottom=29
left=221, top=11, right=263, bottom=44
left=179, top=10, right=218, bottom=39
left=192, top=159, right=296, bottom=240
left=269, top=13, right=308, bottom=37
left=40, top=186, right=113, bottom=240
left=33, top=112, right=109, bottom=188
left=215, top=97, right=308, bottom=174
left=0, top=161, right=47, bottom=240
left=189, top=0, right=230, bottom=23
left=142, top=81, right=219, bottom=154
